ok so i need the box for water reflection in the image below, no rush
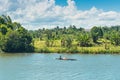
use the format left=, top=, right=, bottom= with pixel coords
left=0, top=53, right=32, bottom=57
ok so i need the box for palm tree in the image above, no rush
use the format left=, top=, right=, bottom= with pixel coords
left=1, top=15, right=12, bottom=23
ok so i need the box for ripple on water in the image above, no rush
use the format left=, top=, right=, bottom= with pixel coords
left=1, top=54, right=120, bottom=80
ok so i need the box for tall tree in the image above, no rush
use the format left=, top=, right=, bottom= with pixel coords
left=61, top=36, right=72, bottom=48
left=91, top=26, right=103, bottom=43
left=77, top=33, right=92, bottom=47
left=110, top=31, right=120, bottom=46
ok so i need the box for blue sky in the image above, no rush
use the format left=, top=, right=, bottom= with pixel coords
left=56, top=0, right=120, bottom=11
left=0, top=0, right=120, bottom=30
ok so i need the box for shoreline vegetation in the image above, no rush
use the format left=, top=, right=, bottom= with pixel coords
left=34, top=39, right=120, bottom=54
left=1, top=15, right=120, bottom=54
left=35, top=47, right=120, bottom=54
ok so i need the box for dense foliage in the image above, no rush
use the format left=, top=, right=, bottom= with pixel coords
left=1, top=15, right=120, bottom=53
left=0, top=15, right=34, bottom=53
left=29, top=25, right=120, bottom=49
left=91, top=26, right=103, bottom=43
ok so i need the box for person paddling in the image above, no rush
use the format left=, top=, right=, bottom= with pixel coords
left=59, top=55, right=62, bottom=60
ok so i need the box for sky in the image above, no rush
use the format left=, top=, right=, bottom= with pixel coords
left=0, top=0, right=120, bottom=30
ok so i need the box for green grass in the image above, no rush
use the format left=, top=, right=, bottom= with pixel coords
left=33, top=39, right=120, bottom=54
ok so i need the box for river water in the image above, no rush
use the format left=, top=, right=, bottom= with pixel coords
left=0, top=53, right=120, bottom=80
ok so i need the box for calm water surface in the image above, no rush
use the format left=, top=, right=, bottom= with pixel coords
left=0, top=53, right=120, bottom=80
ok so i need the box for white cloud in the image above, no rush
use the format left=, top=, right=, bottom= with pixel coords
left=0, top=0, right=11, bottom=13
left=98, top=11, right=119, bottom=21
left=0, top=0, right=120, bottom=30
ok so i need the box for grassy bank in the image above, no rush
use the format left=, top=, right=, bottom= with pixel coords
left=34, top=39, right=120, bottom=54
left=34, top=46, right=120, bottom=54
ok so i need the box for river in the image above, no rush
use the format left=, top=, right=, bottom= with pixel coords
left=0, top=53, right=120, bottom=80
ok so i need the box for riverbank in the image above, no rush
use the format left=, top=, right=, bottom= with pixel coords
left=34, top=46, right=120, bottom=54
left=34, top=40, right=120, bottom=54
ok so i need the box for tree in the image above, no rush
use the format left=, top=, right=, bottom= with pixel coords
left=13, top=22, right=21, bottom=30
left=91, top=26, right=103, bottom=43
left=0, top=24, right=8, bottom=35
left=0, top=15, right=34, bottom=53
left=1, top=15, right=12, bottom=23
left=0, top=17, right=5, bottom=24
left=77, top=33, right=92, bottom=47
left=0, top=33, right=4, bottom=49
left=61, top=37, right=66, bottom=47
left=61, top=36, right=72, bottom=48
left=45, top=39, right=54, bottom=47
left=65, top=36, right=72, bottom=48
left=110, top=31, right=120, bottom=46
left=2, top=30, right=34, bottom=52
